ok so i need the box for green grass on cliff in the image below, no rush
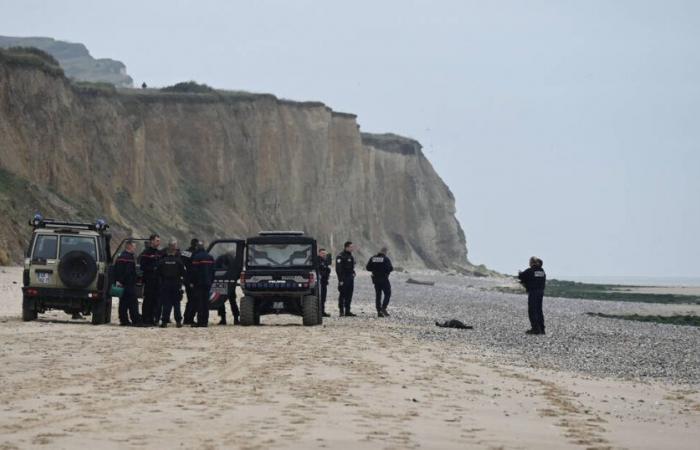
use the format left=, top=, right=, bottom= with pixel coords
left=0, top=47, right=64, bottom=77
left=496, top=279, right=700, bottom=305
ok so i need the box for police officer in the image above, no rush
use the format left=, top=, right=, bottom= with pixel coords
left=115, top=240, right=142, bottom=326
left=215, top=253, right=240, bottom=325
left=138, top=234, right=163, bottom=326
left=518, top=257, right=547, bottom=335
left=181, top=238, right=198, bottom=325
left=317, top=248, right=331, bottom=317
left=190, top=241, right=215, bottom=328
left=158, top=240, right=186, bottom=328
left=336, top=241, right=356, bottom=317
left=366, top=246, right=394, bottom=317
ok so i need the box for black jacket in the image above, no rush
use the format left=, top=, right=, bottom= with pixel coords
left=518, top=267, right=546, bottom=292
left=190, top=249, right=215, bottom=289
left=366, top=253, right=393, bottom=282
left=158, top=253, right=185, bottom=284
left=318, top=255, right=331, bottom=285
left=335, top=250, right=355, bottom=279
left=114, top=251, right=137, bottom=287
left=181, top=245, right=196, bottom=284
left=138, top=246, right=163, bottom=283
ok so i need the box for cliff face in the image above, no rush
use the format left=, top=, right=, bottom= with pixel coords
left=0, top=59, right=468, bottom=269
left=0, top=36, right=133, bottom=87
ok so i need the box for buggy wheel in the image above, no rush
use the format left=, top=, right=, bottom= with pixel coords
left=240, top=296, right=259, bottom=326
left=302, top=295, right=320, bottom=326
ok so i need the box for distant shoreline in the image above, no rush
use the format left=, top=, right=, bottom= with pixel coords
left=554, top=275, right=700, bottom=287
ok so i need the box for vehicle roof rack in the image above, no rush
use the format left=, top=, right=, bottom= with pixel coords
left=258, top=231, right=305, bottom=236
left=29, top=214, right=109, bottom=232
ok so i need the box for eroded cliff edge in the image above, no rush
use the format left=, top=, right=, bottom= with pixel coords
left=0, top=56, right=469, bottom=270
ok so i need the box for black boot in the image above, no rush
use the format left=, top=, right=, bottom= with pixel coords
left=233, top=316, right=240, bottom=325
left=377, top=310, right=385, bottom=318
left=381, top=308, right=390, bottom=317
left=345, top=311, right=357, bottom=317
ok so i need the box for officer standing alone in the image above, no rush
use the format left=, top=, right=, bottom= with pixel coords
left=158, top=240, right=186, bottom=328
left=139, top=234, right=163, bottom=326
left=366, top=246, right=394, bottom=317
left=114, top=240, right=141, bottom=326
left=317, top=248, right=331, bottom=317
left=336, top=241, right=356, bottom=317
left=518, top=257, right=547, bottom=335
left=190, top=241, right=215, bottom=328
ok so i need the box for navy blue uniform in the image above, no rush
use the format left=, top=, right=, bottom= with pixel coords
left=335, top=250, right=355, bottom=314
left=114, top=250, right=141, bottom=325
left=181, top=246, right=197, bottom=324
left=366, top=253, right=394, bottom=313
left=215, top=254, right=240, bottom=324
left=191, top=249, right=215, bottom=327
left=139, top=246, right=163, bottom=325
left=158, top=253, right=185, bottom=325
left=518, top=267, right=547, bottom=333
left=317, top=255, right=331, bottom=315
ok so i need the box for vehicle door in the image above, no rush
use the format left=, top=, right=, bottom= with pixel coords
left=207, top=239, right=245, bottom=309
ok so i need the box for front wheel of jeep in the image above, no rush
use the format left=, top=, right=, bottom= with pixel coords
left=22, top=296, right=37, bottom=322
left=302, top=295, right=321, bottom=326
left=240, top=296, right=260, bottom=326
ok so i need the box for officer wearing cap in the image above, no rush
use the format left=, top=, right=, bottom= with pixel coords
left=336, top=241, right=356, bottom=317
left=158, top=240, right=186, bottom=328
left=518, top=257, right=547, bottom=335
left=366, top=246, right=394, bottom=317
left=138, top=233, right=163, bottom=326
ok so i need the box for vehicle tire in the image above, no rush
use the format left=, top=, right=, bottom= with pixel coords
left=240, top=296, right=259, bottom=326
left=58, top=251, right=98, bottom=289
left=22, top=296, right=37, bottom=321
left=92, top=297, right=107, bottom=325
left=104, top=297, right=113, bottom=324
left=302, top=295, right=320, bottom=326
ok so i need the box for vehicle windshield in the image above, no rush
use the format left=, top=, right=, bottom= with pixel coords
left=59, top=236, right=98, bottom=260
left=247, top=243, right=313, bottom=267
left=32, top=235, right=58, bottom=260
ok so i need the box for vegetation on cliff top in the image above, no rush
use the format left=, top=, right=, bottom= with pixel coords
left=160, top=81, right=216, bottom=94
left=0, top=46, right=64, bottom=77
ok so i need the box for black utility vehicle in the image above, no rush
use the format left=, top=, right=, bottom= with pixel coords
left=239, top=231, right=322, bottom=326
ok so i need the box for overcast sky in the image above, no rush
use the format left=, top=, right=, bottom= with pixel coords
left=2, top=0, right=698, bottom=278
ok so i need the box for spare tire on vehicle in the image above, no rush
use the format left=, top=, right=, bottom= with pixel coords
left=58, top=251, right=97, bottom=289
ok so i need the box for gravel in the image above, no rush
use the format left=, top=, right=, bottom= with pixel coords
left=348, top=272, right=700, bottom=385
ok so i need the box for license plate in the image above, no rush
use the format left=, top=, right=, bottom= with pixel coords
left=37, top=272, right=51, bottom=284
left=273, top=302, right=284, bottom=309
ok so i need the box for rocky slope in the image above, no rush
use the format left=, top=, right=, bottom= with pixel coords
left=0, top=50, right=469, bottom=270
left=0, top=36, right=133, bottom=87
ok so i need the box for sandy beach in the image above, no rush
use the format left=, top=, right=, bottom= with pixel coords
left=0, top=266, right=698, bottom=449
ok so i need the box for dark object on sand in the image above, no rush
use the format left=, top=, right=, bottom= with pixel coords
left=406, top=278, right=435, bottom=286
left=435, top=319, right=473, bottom=329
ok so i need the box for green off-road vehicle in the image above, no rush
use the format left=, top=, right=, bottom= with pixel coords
left=21, top=214, right=114, bottom=325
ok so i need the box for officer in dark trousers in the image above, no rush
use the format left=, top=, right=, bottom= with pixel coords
left=190, top=241, right=215, bottom=327
left=518, top=257, right=547, bottom=335
left=138, top=234, right=163, bottom=326
left=336, top=241, right=356, bottom=317
left=215, top=253, right=240, bottom=325
left=366, top=246, right=394, bottom=317
left=114, top=240, right=141, bottom=326
left=158, top=240, right=186, bottom=328
left=181, top=238, right=198, bottom=325
left=317, top=248, right=331, bottom=317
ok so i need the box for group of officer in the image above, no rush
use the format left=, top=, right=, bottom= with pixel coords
left=114, top=234, right=216, bottom=328
left=113, top=235, right=397, bottom=328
